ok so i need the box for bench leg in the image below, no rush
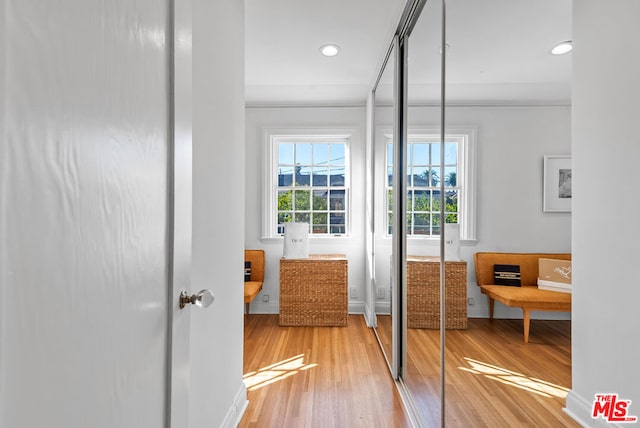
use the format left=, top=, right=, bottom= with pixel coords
left=489, top=298, right=495, bottom=320
left=245, top=303, right=250, bottom=314
left=523, top=309, right=531, bottom=343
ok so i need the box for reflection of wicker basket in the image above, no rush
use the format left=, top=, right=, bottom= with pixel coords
left=407, top=256, right=467, bottom=329
left=279, top=254, right=348, bottom=327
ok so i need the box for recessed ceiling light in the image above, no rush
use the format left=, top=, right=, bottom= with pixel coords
left=551, top=41, right=572, bottom=55
left=320, top=44, right=340, bottom=57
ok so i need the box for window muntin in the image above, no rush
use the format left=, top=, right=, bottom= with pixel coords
left=274, top=136, right=349, bottom=236
left=386, top=135, right=462, bottom=236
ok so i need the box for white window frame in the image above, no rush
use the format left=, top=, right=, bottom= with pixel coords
left=262, top=129, right=352, bottom=240
left=384, top=126, right=477, bottom=242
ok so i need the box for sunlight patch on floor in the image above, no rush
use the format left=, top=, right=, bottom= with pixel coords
left=458, top=357, right=569, bottom=398
left=243, top=354, right=318, bottom=391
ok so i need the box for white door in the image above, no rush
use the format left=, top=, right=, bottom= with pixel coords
left=0, top=1, right=192, bottom=427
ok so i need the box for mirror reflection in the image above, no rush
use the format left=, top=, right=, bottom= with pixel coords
left=372, top=42, right=396, bottom=374
left=374, top=0, right=573, bottom=426
left=403, top=0, right=446, bottom=424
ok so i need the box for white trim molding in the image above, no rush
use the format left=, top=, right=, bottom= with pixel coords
left=261, top=127, right=358, bottom=239
left=348, top=301, right=365, bottom=314
left=221, top=381, right=248, bottom=428
left=375, top=301, right=391, bottom=315
left=375, top=125, right=478, bottom=242
left=564, top=390, right=629, bottom=428
left=245, top=301, right=367, bottom=316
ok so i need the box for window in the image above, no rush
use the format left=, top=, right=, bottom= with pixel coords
left=386, top=129, right=476, bottom=241
left=264, top=133, right=350, bottom=237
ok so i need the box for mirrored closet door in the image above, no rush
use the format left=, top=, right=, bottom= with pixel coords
left=371, top=38, right=399, bottom=377
left=369, top=0, right=448, bottom=425
left=368, top=0, right=572, bottom=426
left=403, top=0, right=447, bottom=424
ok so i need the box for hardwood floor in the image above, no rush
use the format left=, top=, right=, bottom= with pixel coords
left=404, top=318, right=578, bottom=427
left=241, top=314, right=578, bottom=427
left=241, top=315, right=410, bottom=427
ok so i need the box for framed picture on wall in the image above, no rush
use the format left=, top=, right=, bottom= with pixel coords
left=543, top=155, right=572, bottom=212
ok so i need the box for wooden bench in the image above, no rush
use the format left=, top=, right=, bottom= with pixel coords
left=244, top=250, right=265, bottom=314
left=473, top=252, right=571, bottom=343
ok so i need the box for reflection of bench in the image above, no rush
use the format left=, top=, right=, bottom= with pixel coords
left=244, top=250, right=265, bottom=314
left=473, top=252, right=571, bottom=343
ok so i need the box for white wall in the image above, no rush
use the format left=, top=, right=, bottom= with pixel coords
left=566, top=1, right=640, bottom=426
left=376, top=105, right=573, bottom=319
left=244, top=104, right=572, bottom=320
left=191, top=0, right=247, bottom=426
left=244, top=107, right=368, bottom=314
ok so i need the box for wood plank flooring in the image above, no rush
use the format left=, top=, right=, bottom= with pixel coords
left=241, top=315, right=410, bottom=427
left=405, top=318, right=577, bottom=427
left=241, top=314, right=578, bottom=427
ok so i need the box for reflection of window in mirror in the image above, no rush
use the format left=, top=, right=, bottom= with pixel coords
left=384, top=129, right=476, bottom=240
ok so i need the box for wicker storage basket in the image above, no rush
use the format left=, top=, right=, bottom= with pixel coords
left=407, top=256, right=467, bottom=329
left=279, top=254, right=348, bottom=327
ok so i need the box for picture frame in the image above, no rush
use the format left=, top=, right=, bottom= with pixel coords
left=543, top=155, right=572, bottom=212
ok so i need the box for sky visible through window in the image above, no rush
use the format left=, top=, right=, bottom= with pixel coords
left=387, top=139, right=459, bottom=236
left=276, top=141, right=347, bottom=235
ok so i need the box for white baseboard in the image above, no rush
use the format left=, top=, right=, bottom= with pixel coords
left=565, top=389, right=638, bottom=428
left=348, top=301, right=365, bottom=314
left=247, top=301, right=279, bottom=314
left=564, top=389, right=633, bottom=428
left=564, top=390, right=591, bottom=427
left=249, top=302, right=570, bottom=320
left=375, top=301, right=391, bottom=314
left=221, top=381, right=248, bottom=428
left=247, top=301, right=367, bottom=315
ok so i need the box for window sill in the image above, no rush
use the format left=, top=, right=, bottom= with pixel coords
left=378, top=236, right=477, bottom=246
left=261, top=235, right=353, bottom=244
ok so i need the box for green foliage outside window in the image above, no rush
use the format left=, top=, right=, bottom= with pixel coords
left=275, top=140, right=347, bottom=235
left=386, top=139, right=459, bottom=236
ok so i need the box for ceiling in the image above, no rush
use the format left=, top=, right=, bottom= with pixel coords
left=245, top=0, right=572, bottom=106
